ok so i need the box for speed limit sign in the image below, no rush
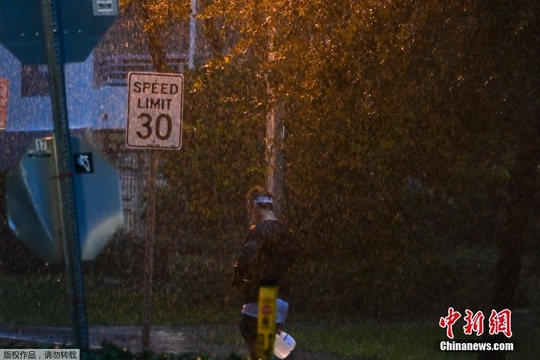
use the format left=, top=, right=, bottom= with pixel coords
left=127, top=72, right=184, bottom=150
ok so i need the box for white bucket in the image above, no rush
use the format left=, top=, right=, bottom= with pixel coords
left=274, top=331, right=296, bottom=359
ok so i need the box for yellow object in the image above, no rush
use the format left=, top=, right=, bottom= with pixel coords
left=256, top=282, right=278, bottom=360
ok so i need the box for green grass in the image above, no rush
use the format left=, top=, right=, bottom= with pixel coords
left=195, top=318, right=538, bottom=359
left=0, top=274, right=71, bottom=325
left=0, top=274, right=237, bottom=326
left=289, top=321, right=474, bottom=359
left=1, top=274, right=538, bottom=359
left=279, top=319, right=536, bottom=359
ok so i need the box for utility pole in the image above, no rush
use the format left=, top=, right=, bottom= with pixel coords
left=188, top=0, right=197, bottom=70
left=265, top=19, right=285, bottom=216
left=266, top=100, right=285, bottom=216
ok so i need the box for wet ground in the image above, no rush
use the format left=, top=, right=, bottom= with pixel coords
left=0, top=324, right=363, bottom=359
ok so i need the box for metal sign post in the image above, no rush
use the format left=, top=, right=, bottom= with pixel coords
left=141, top=150, right=157, bottom=349
left=40, top=0, right=88, bottom=348
left=0, top=78, right=8, bottom=129
left=126, top=71, right=184, bottom=349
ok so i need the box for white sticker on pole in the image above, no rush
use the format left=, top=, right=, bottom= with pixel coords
left=127, top=72, right=184, bottom=150
left=0, top=78, right=8, bottom=130
left=93, top=0, right=118, bottom=16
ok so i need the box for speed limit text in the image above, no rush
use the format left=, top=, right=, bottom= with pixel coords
left=127, top=72, right=184, bottom=149
left=137, top=97, right=172, bottom=110
left=133, top=81, right=179, bottom=111
left=132, top=81, right=180, bottom=95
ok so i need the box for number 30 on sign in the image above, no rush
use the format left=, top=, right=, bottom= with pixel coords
left=127, top=72, right=184, bottom=150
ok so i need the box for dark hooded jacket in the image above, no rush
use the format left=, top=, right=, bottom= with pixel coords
left=233, top=220, right=294, bottom=303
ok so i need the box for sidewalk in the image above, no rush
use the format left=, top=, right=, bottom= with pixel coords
left=2, top=325, right=222, bottom=353
left=0, top=324, right=361, bottom=360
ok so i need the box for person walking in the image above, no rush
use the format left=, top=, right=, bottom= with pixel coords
left=233, top=186, right=295, bottom=359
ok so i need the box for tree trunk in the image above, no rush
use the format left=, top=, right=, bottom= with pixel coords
left=477, top=130, right=540, bottom=360
left=141, top=0, right=173, bottom=73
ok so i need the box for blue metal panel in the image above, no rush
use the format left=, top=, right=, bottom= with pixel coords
left=0, top=0, right=118, bottom=64
left=6, top=137, right=63, bottom=262
left=6, top=136, right=123, bottom=263
left=71, top=136, right=123, bottom=261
